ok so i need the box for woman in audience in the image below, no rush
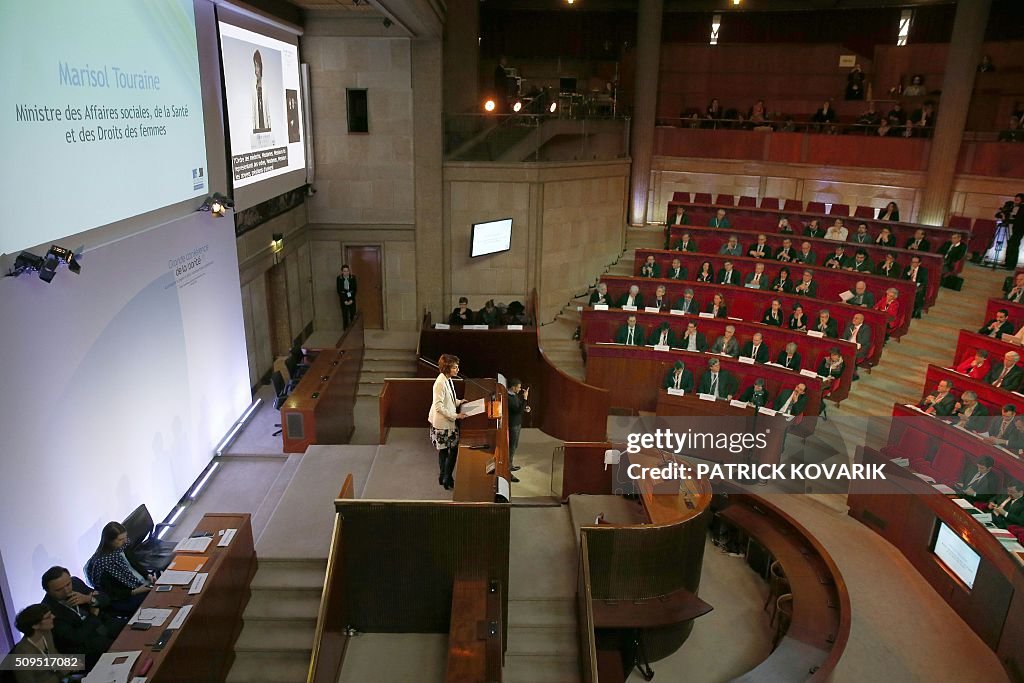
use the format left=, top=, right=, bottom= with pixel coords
left=875, top=226, right=895, bottom=246
left=748, top=99, right=769, bottom=126
left=695, top=261, right=714, bottom=283
left=874, top=287, right=901, bottom=338
left=11, top=603, right=78, bottom=683
left=776, top=217, right=794, bottom=234
left=762, top=299, right=785, bottom=327
left=788, top=303, right=808, bottom=332
left=903, top=74, right=927, bottom=97
left=705, top=292, right=728, bottom=318
left=879, top=201, right=900, bottom=222
left=85, top=521, right=154, bottom=617
left=704, top=98, right=723, bottom=127
left=771, top=266, right=794, bottom=293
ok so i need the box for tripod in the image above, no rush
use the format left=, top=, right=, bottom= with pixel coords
left=984, top=220, right=1010, bottom=270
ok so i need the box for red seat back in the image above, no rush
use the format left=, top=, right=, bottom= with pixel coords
left=738, top=196, right=757, bottom=207
left=716, top=194, right=736, bottom=206
left=948, top=215, right=971, bottom=230
left=693, top=192, right=713, bottom=205
left=931, top=444, right=967, bottom=486
left=760, top=197, right=781, bottom=210
left=672, top=191, right=690, bottom=202
left=830, top=204, right=850, bottom=217
left=783, top=199, right=803, bottom=212
left=896, top=428, right=933, bottom=460
left=854, top=206, right=875, bottom=218
left=806, top=201, right=827, bottom=215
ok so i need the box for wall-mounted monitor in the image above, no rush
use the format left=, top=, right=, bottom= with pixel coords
left=931, top=522, right=981, bottom=589
left=470, top=218, right=513, bottom=258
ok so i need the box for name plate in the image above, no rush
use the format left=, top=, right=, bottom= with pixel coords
left=653, top=344, right=671, bottom=352
left=667, top=388, right=686, bottom=396
left=799, top=369, right=819, bottom=378
left=507, top=324, right=524, bottom=330
left=807, top=330, right=825, bottom=338
left=738, top=356, right=755, bottom=365
left=644, top=306, right=662, bottom=313
left=758, top=407, right=778, bottom=416
left=698, top=312, right=713, bottom=319
left=669, top=308, right=686, bottom=315
left=744, top=283, right=762, bottom=289
left=729, top=399, right=748, bottom=408
left=464, top=324, right=489, bottom=330
left=698, top=393, right=717, bottom=402
left=727, top=316, right=743, bottom=321
left=621, top=305, right=638, bottom=312
left=434, top=323, right=450, bottom=329
left=593, top=304, right=609, bottom=311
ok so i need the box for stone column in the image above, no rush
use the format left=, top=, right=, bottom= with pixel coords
left=627, top=0, right=663, bottom=226
left=917, top=0, right=991, bottom=226
left=412, top=40, right=445, bottom=320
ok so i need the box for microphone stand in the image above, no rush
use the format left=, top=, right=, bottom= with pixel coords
left=419, top=357, right=498, bottom=402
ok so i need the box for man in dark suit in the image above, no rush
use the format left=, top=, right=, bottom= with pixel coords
left=718, top=235, right=743, bottom=257
left=985, top=404, right=1018, bottom=447
left=449, top=296, right=474, bottom=325
left=987, top=481, right=1024, bottom=529
left=823, top=246, right=850, bottom=270
left=717, top=261, right=742, bottom=286
left=649, top=321, right=676, bottom=347
left=678, top=321, right=707, bottom=352
left=672, top=232, right=697, bottom=252
left=748, top=234, right=773, bottom=259
left=846, top=250, right=872, bottom=273
left=336, top=264, right=358, bottom=328
left=902, top=255, right=928, bottom=318
left=774, top=383, right=809, bottom=416
left=666, top=257, right=687, bottom=280
left=775, top=238, right=796, bottom=263
left=794, top=270, right=818, bottom=297
left=904, top=229, right=931, bottom=252
left=711, top=325, right=740, bottom=358
left=842, top=312, right=872, bottom=361
left=955, top=456, right=999, bottom=503
left=674, top=289, right=699, bottom=314
left=803, top=220, right=825, bottom=238
left=813, top=309, right=838, bottom=337
left=618, top=285, right=643, bottom=309
left=985, top=351, right=1024, bottom=391
left=667, top=205, right=690, bottom=226
left=875, top=253, right=900, bottom=278
left=640, top=255, right=661, bottom=278
left=740, top=332, right=770, bottom=363
left=663, top=361, right=694, bottom=392
left=615, top=315, right=645, bottom=346
left=848, top=281, right=875, bottom=307
left=42, top=566, right=124, bottom=669
left=777, top=342, right=802, bottom=370
left=697, top=357, right=737, bottom=399
left=952, top=391, right=989, bottom=433
left=919, top=379, right=957, bottom=416
left=997, top=193, right=1024, bottom=270
left=795, top=242, right=816, bottom=265
left=979, top=309, right=1014, bottom=338
left=506, top=379, right=530, bottom=481
left=738, top=378, right=771, bottom=408
left=939, top=233, right=968, bottom=272
left=744, top=262, right=770, bottom=290
left=589, top=282, right=612, bottom=307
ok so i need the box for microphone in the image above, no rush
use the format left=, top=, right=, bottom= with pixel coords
left=419, top=357, right=497, bottom=401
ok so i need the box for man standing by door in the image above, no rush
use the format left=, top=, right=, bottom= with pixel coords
left=336, top=265, right=357, bottom=328
left=506, top=379, right=530, bottom=484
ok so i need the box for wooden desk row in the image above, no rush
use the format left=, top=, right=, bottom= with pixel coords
left=598, top=275, right=889, bottom=365
left=633, top=249, right=920, bottom=327
left=666, top=224, right=946, bottom=306
left=446, top=578, right=503, bottom=683
left=923, top=364, right=1024, bottom=417
left=985, top=297, right=1024, bottom=331
left=954, top=330, right=1024, bottom=373
left=581, top=307, right=857, bottom=404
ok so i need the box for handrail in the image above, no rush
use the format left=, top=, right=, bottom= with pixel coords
left=577, top=534, right=598, bottom=683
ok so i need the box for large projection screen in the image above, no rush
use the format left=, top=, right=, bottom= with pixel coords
left=0, top=214, right=250, bottom=612
left=0, top=0, right=209, bottom=257
left=218, top=9, right=306, bottom=210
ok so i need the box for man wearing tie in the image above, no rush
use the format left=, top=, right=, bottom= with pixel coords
left=738, top=378, right=771, bottom=408
left=842, top=312, right=871, bottom=361
left=824, top=246, right=850, bottom=269
left=775, top=238, right=795, bottom=262
left=985, top=351, right=1023, bottom=391
left=718, top=236, right=743, bottom=256
left=336, top=265, right=358, bottom=328
left=952, top=391, right=989, bottom=432
left=762, top=299, right=784, bottom=326
left=748, top=234, right=773, bottom=259
left=651, top=321, right=676, bottom=347
left=796, top=242, right=817, bottom=265
left=939, top=233, right=967, bottom=272
left=978, top=309, right=1014, bottom=338
left=986, top=481, right=1024, bottom=529
left=672, top=233, right=698, bottom=252
left=651, top=285, right=670, bottom=312
left=985, top=404, right=1019, bottom=446
left=814, top=309, right=838, bottom=337
left=904, top=228, right=931, bottom=252
left=674, top=289, right=699, bottom=314
left=717, top=261, right=742, bottom=286
left=663, top=361, right=694, bottom=392
left=744, top=263, right=769, bottom=290
left=615, top=315, right=645, bottom=346
left=795, top=270, right=818, bottom=297
left=848, top=281, right=875, bottom=307
left=589, top=282, right=611, bottom=307
left=774, top=383, right=808, bottom=416
left=667, top=258, right=687, bottom=280
left=740, top=332, right=770, bottom=363
left=919, top=379, right=956, bottom=416
left=679, top=321, right=708, bottom=352
left=776, top=342, right=802, bottom=370
left=711, top=325, right=740, bottom=358
left=1006, top=273, right=1024, bottom=303
left=955, top=456, right=998, bottom=503
left=698, top=357, right=736, bottom=399
left=618, top=285, right=644, bottom=309
left=875, top=253, right=899, bottom=278
left=640, top=255, right=660, bottom=278
left=709, top=208, right=731, bottom=228
left=902, top=255, right=928, bottom=318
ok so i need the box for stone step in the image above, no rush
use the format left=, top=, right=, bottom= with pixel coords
left=245, top=589, right=322, bottom=620
left=236, top=618, right=316, bottom=653
left=507, top=598, right=576, bottom=628
left=506, top=625, right=578, bottom=656
left=503, top=655, right=581, bottom=683
left=361, top=360, right=418, bottom=375
left=251, top=559, right=327, bottom=591
left=225, top=651, right=309, bottom=683
left=363, top=348, right=416, bottom=361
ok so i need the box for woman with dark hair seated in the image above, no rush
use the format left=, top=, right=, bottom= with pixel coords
left=85, top=522, right=154, bottom=616
left=12, top=603, right=80, bottom=682
left=694, top=261, right=714, bottom=283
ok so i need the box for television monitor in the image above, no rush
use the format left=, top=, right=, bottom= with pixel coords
left=931, top=522, right=981, bottom=589
left=471, top=218, right=513, bottom=258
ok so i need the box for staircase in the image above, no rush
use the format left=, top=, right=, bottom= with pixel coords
left=503, top=598, right=581, bottom=683
left=357, top=345, right=419, bottom=398
left=226, top=558, right=326, bottom=683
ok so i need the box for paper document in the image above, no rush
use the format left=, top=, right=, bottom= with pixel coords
left=174, top=536, right=212, bottom=553
left=932, top=484, right=956, bottom=494
left=130, top=608, right=173, bottom=628
left=218, top=528, right=237, bottom=547
left=84, top=651, right=139, bottom=683
left=800, top=369, right=819, bottom=378
left=189, top=573, right=208, bottom=595
left=838, top=290, right=854, bottom=302
left=168, top=604, right=193, bottom=630
left=496, top=476, right=511, bottom=501
left=156, top=570, right=198, bottom=585
left=167, top=555, right=206, bottom=572
left=951, top=498, right=974, bottom=509
left=460, top=398, right=486, bottom=417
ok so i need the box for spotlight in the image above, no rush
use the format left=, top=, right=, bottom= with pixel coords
left=549, top=101, right=557, bottom=113
left=512, top=100, right=523, bottom=113
left=38, top=245, right=80, bottom=283
left=271, top=233, right=284, bottom=251
left=483, top=99, right=496, bottom=112
left=198, top=192, right=234, bottom=217
left=12, top=251, right=43, bottom=275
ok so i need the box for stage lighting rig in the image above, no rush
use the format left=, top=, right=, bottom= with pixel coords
left=198, top=192, right=234, bottom=217
left=6, top=245, right=82, bottom=282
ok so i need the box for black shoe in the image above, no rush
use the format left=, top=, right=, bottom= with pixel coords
left=444, top=480, right=453, bottom=490
left=439, top=475, right=445, bottom=486
left=511, top=475, right=520, bottom=483
left=853, top=373, right=860, bottom=381
left=511, top=465, right=521, bottom=472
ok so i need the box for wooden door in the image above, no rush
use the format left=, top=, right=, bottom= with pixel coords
left=266, top=261, right=291, bottom=356
left=345, top=245, right=383, bottom=329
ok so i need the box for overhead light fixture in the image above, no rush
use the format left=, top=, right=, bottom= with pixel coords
left=271, top=233, right=284, bottom=251
left=549, top=101, right=557, bottom=113
left=512, top=100, right=523, bottom=113
left=483, top=99, right=496, bottom=112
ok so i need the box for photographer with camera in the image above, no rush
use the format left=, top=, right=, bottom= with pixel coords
left=998, top=193, right=1024, bottom=270
left=506, top=378, right=531, bottom=483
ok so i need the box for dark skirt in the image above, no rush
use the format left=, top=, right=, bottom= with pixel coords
left=429, top=424, right=460, bottom=450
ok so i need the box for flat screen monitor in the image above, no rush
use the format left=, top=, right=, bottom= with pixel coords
left=471, top=218, right=513, bottom=258
left=931, top=522, right=981, bottom=589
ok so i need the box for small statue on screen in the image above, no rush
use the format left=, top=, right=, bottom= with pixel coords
left=252, top=50, right=272, bottom=133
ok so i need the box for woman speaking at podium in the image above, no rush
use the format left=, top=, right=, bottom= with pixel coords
left=429, top=354, right=468, bottom=490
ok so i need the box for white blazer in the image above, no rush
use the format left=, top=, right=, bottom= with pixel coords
left=428, top=373, right=459, bottom=430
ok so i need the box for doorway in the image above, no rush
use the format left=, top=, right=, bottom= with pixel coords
left=344, top=245, right=384, bottom=329
left=266, top=260, right=291, bottom=356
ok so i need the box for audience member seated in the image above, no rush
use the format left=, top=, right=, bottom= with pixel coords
left=796, top=242, right=816, bottom=265
left=704, top=98, right=724, bottom=126
left=618, top=285, right=643, bottom=309
left=1006, top=273, right=1024, bottom=303
left=740, top=332, right=770, bottom=363
left=711, top=325, right=740, bottom=358
left=777, top=341, right=802, bottom=370
left=667, top=205, right=690, bottom=226
left=615, top=315, right=645, bottom=346
left=954, top=455, right=998, bottom=503
left=663, top=360, right=694, bottom=392
left=817, top=348, right=846, bottom=390
left=739, top=378, right=771, bottom=408
left=717, top=261, right=742, bottom=286
left=762, top=299, right=785, bottom=326
left=979, top=309, right=1014, bottom=338
left=984, top=404, right=1019, bottom=446
left=813, top=308, right=838, bottom=337
left=449, top=297, right=474, bottom=326
left=666, top=257, right=687, bottom=280
left=875, top=253, right=900, bottom=278
left=952, top=391, right=989, bottom=432
left=986, top=351, right=1023, bottom=391
left=794, top=270, right=818, bottom=297
left=771, top=266, right=795, bottom=293
left=812, top=100, right=837, bottom=129
left=718, top=235, right=743, bottom=257
left=905, top=229, right=931, bottom=252
left=874, top=287, right=901, bottom=337
left=649, top=321, right=676, bottom=348
left=851, top=222, right=872, bottom=245
left=85, top=521, right=153, bottom=617
left=998, top=115, right=1023, bottom=143
left=695, top=261, right=714, bottom=283
left=875, top=226, right=895, bottom=247
left=903, top=74, right=927, bottom=97
left=842, top=312, right=872, bottom=363
left=803, top=220, right=825, bottom=239
left=823, top=246, right=850, bottom=270
left=748, top=99, right=769, bottom=126
left=640, top=254, right=660, bottom=278
left=876, top=119, right=896, bottom=137
left=987, top=481, right=1024, bottom=529
left=679, top=321, right=708, bottom=352
left=857, top=103, right=880, bottom=127
left=673, top=232, right=697, bottom=252
left=674, top=289, right=699, bottom=314
left=744, top=262, right=770, bottom=290
left=956, top=349, right=991, bottom=380
left=846, top=250, right=872, bottom=273
left=477, top=299, right=501, bottom=327
left=42, top=566, right=124, bottom=670
left=886, top=103, right=908, bottom=133
left=825, top=219, right=849, bottom=241
left=505, top=301, right=531, bottom=327
left=907, top=101, right=936, bottom=138
left=777, top=217, right=795, bottom=234
left=12, top=603, right=81, bottom=682
left=919, top=379, right=957, bottom=416
left=848, top=280, right=875, bottom=307
left=589, top=282, right=612, bottom=307
left=705, top=292, right=728, bottom=318
left=748, top=234, right=773, bottom=259
left=902, top=255, right=928, bottom=318
left=939, top=233, right=967, bottom=272
left=879, top=201, right=901, bottom=222
left=650, top=285, right=670, bottom=312
left=789, top=304, right=809, bottom=332
left=709, top=208, right=731, bottom=228
left=775, top=238, right=796, bottom=263
left=774, top=383, right=809, bottom=416
left=978, top=54, right=997, bottom=72
left=698, top=357, right=737, bottom=399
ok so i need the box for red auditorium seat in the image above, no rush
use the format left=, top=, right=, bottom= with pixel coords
left=760, top=197, right=781, bottom=210
left=738, top=196, right=757, bottom=207
left=716, top=194, right=736, bottom=206
left=948, top=215, right=972, bottom=230
left=783, top=199, right=803, bottom=212
left=970, top=218, right=998, bottom=254
left=854, top=206, right=875, bottom=219
left=880, top=427, right=933, bottom=462
left=672, top=191, right=690, bottom=202
left=914, top=444, right=966, bottom=487
left=1008, top=525, right=1024, bottom=544
left=693, top=192, right=713, bottom=205
left=806, top=201, right=826, bottom=215
left=829, top=204, right=850, bottom=217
